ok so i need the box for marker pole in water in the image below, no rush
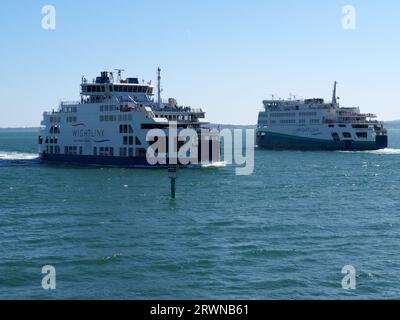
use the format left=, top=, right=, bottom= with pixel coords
left=168, top=168, right=177, bottom=199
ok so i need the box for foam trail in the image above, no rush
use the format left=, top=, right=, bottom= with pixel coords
left=338, top=148, right=400, bottom=155
left=202, top=161, right=227, bottom=168
left=365, top=148, right=400, bottom=155
left=0, top=151, right=39, bottom=160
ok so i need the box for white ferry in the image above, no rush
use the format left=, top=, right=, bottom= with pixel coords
left=256, top=82, right=388, bottom=151
left=39, top=69, right=219, bottom=167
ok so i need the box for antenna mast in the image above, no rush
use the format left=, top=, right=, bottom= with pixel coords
left=157, top=67, right=162, bottom=108
left=114, top=69, right=125, bottom=82
left=332, top=81, right=338, bottom=105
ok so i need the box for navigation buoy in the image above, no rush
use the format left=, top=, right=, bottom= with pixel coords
left=168, top=168, right=177, bottom=199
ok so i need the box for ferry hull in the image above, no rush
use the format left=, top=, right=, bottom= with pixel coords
left=39, top=138, right=219, bottom=168
left=39, top=153, right=205, bottom=168
left=256, top=132, right=388, bottom=151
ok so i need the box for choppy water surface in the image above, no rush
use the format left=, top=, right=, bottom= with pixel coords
left=1, top=130, right=400, bottom=299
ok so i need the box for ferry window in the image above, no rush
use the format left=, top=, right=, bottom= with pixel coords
left=87, top=86, right=91, bottom=92
left=93, top=147, right=97, bottom=156
left=332, top=132, right=340, bottom=142
left=136, top=148, right=146, bottom=157
left=343, top=132, right=351, bottom=138
left=109, top=85, right=113, bottom=92
left=135, top=137, right=142, bottom=145
left=133, top=86, right=138, bottom=93
left=339, top=124, right=346, bottom=128
left=119, top=148, right=125, bottom=157
left=128, top=86, right=133, bottom=92
left=129, top=148, right=134, bottom=157
left=123, top=86, right=128, bottom=92
left=356, top=132, right=367, bottom=138
left=129, top=136, right=134, bottom=145
left=123, top=136, right=128, bottom=145
left=328, top=124, right=334, bottom=127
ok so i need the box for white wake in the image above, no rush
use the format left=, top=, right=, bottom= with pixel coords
left=364, top=148, right=400, bottom=155
left=201, top=161, right=228, bottom=168
left=0, top=151, right=39, bottom=160
left=337, top=148, right=400, bottom=155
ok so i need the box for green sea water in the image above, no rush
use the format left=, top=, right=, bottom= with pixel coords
left=1, top=128, right=400, bottom=299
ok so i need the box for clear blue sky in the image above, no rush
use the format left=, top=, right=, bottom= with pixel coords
left=0, top=0, right=399, bottom=127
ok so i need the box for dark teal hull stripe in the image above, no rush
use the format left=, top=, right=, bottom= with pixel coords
left=256, top=131, right=388, bottom=151
left=39, top=153, right=199, bottom=168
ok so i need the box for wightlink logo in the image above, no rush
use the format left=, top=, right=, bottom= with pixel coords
left=146, top=122, right=254, bottom=175
left=72, top=129, right=105, bottom=138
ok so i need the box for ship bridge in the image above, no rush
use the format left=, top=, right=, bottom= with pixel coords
left=80, top=71, right=155, bottom=104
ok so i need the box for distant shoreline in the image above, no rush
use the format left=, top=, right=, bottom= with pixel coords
left=0, top=127, right=40, bottom=132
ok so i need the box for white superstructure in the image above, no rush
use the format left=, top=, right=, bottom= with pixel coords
left=39, top=69, right=218, bottom=167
